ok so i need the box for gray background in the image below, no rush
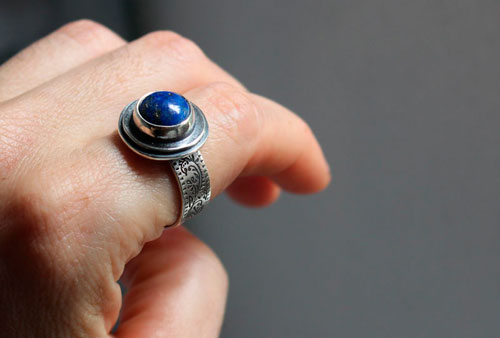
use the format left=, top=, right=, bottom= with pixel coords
left=1, top=1, right=500, bottom=337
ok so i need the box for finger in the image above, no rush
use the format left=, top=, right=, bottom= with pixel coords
left=246, top=94, right=331, bottom=193
left=183, top=83, right=331, bottom=196
left=0, top=29, right=243, bottom=174
left=7, top=30, right=245, bottom=141
left=0, top=20, right=125, bottom=102
left=113, top=227, right=228, bottom=338
left=226, top=176, right=281, bottom=207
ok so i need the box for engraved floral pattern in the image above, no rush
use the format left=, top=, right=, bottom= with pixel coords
left=171, top=151, right=211, bottom=221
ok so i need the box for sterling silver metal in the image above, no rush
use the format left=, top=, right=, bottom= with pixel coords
left=171, top=152, right=211, bottom=221
left=118, top=93, right=210, bottom=226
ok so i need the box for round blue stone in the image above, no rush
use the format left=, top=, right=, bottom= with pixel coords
left=138, top=91, right=190, bottom=126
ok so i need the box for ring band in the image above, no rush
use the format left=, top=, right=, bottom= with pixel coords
left=118, top=91, right=211, bottom=226
left=171, top=151, right=211, bottom=222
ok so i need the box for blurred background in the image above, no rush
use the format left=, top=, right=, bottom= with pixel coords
left=1, top=1, right=500, bottom=337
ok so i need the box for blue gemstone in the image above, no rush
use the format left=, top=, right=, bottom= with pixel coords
left=138, top=91, right=190, bottom=126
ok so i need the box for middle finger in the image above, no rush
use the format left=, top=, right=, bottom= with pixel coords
left=6, top=30, right=244, bottom=145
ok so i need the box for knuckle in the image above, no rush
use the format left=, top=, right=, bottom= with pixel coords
left=57, top=19, right=122, bottom=51
left=4, top=172, right=100, bottom=294
left=141, top=30, right=183, bottom=45
left=3, top=191, right=62, bottom=286
left=10, top=167, right=72, bottom=240
left=3, top=171, right=73, bottom=279
left=202, top=82, right=260, bottom=146
left=7, top=177, right=52, bottom=238
left=10, top=153, right=112, bottom=239
left=141, top=30, right=205, bottom=62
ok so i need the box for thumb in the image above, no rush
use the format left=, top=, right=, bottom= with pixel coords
left=113, top=227, right=228, bottom=338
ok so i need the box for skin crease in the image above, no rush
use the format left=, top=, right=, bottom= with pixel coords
left=0, top=20, right=330, bottom=338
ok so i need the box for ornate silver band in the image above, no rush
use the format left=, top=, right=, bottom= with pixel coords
left=170, top=151, right=211, bottom=225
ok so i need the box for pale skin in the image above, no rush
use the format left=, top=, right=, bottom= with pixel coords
left=0, top=20, right=330, bottom=337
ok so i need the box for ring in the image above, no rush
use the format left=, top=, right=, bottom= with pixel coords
left=118, top=91, right=211, bottom=227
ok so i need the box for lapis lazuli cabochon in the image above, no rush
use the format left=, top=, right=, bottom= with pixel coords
left=138, top=91, right=190, bottom=126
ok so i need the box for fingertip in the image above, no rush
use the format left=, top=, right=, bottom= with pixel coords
left=272, top=141, right=331, bottom=194
left=314, top=154, right=332, bottom=192
left=273, top=164, right=330, bottom=194
left=226, top=176, right=281, bottom=207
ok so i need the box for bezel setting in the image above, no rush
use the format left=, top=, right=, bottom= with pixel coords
left=118, top=93, right=209, bottom=160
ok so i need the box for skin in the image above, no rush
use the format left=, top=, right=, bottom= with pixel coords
left=0, top=20, right=330, bottom=337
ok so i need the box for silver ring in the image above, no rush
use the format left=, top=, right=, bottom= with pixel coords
left=118, top=91, right=211, bottom=226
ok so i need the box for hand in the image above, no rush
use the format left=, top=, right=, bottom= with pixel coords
left=0, top=20, right=330, bottom=337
